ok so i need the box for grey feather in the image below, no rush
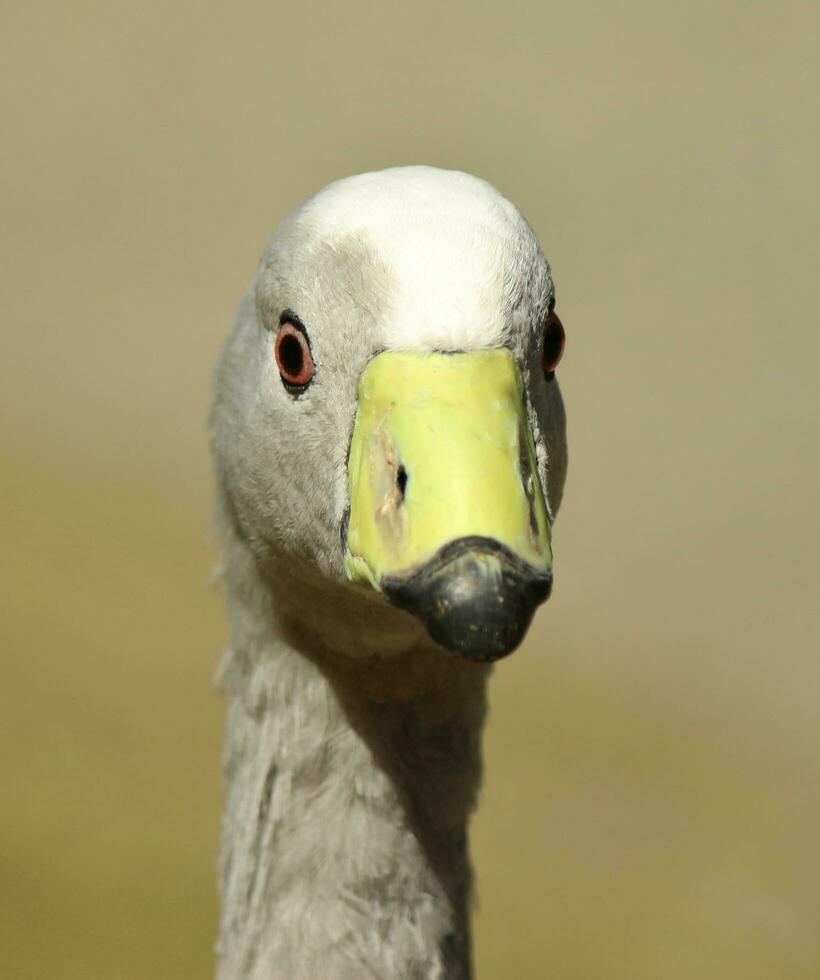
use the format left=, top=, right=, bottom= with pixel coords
left=209, top=166, right=567, bottom=979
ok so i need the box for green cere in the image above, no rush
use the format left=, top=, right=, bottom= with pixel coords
left=344, top=348, right=552, bottom=588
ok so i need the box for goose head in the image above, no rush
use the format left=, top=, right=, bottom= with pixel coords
left=211, top=166, right=567, bottom=663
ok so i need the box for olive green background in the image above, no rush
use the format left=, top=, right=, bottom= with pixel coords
left=2, top=3, right=817, bottom=978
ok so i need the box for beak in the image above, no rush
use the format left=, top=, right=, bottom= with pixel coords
left=343, top=348, right=552, bottom=661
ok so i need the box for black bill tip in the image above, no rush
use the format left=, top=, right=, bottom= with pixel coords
left=382, top=536, right=552, bottom=662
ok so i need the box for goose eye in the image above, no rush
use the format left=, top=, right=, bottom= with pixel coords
left=542, top=310, right=565, bottom=377
left=275, top=322, right=315, bottom=390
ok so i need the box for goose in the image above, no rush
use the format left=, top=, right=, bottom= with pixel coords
left=209, top=165, right=568, bottom=980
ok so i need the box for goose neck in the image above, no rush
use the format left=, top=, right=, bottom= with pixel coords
left=216, top=547, right=489, bottom=980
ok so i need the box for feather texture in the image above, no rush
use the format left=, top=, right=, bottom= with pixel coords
left=209, top=167, right=567, bottom=979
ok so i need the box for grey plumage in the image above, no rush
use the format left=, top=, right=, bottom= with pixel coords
left=209, top=166, right=567, bottom=979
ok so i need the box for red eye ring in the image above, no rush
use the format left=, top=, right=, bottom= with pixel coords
left=275, top=322, right=315, bottom=389
left=543, top=310, right=565, bottom=377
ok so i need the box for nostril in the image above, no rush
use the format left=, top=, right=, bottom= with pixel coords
left=396, top=465, right=408, bottom=501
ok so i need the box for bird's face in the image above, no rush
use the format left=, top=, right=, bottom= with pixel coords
left=211, top=168, right=567, bottom=661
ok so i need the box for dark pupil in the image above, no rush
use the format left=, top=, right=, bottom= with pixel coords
left=279, top=333, right=304, bottom=378
left=544, top=321, right=562, bottom=369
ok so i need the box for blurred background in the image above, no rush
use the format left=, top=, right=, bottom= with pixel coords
left=1, top=2, right=818, bottom=978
